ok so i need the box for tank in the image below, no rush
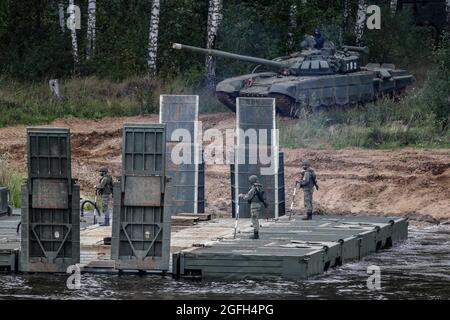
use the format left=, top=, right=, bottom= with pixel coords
left=172, top=40, right=415, bottom=117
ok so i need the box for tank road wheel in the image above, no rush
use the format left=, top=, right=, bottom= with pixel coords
left=216, top=92, right=237, bottom=112
left=269, top=94, right=300, bottom=118
left=393, top=88, right=406, bottom=102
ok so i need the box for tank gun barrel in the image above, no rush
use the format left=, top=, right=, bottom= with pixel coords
left=342, top=45, right=369, bottom=55
left=172, top=43, right=287, bottom=70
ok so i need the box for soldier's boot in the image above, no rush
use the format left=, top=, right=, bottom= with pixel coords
left=253, top=231, right=259, bottom=239
left=101, top=212, right=110, bottom=226
left=302, top=211, right=313, bottom=220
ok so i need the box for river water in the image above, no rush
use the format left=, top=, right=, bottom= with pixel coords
left=1, top=223, right=449, bottom=300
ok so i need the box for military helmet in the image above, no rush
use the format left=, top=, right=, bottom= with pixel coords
left=248, top=175, right=258, bottom=184
left=99, top=167, right=108, bottom=174
left=302, top=159, right=311, bottom=167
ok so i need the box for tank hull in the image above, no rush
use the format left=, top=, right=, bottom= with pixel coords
left=216, top=66, right=415, bottom=117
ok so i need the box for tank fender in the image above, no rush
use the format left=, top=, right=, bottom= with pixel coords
left=269, top=82, right=297, bottom=100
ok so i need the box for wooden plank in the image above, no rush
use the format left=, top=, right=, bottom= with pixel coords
left=177, top=213, right=211, bottom=221
left=171, top=216, right=199, bottom=226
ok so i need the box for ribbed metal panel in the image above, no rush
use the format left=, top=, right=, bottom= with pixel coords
left=20, top=128, right=80, bottom=273
left=231, top=97, right=285, bottom=218
left=112, top=124, right=171, bottom=271
left=0, top=187, right=8, bottom=215
left=231, top=151, right=285, bottom=218
left=160, top=95, right=204, bottom=215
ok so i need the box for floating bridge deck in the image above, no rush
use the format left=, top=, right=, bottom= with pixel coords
left=1, top=212, right=408, bottom=280
left=0, top=214, right=20, bottom=272
left=172, top=215, right=408, bottom=280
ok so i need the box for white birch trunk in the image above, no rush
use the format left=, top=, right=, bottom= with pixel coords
left=354, top=0, right=367, bottom=46
left=86, top=0, right=96, bottom=60
left=68, top=0, right=79, bottom=66
left=206, top=0, right=223, bottom=93
left=446, top=0, right=450, bottom=27
left=58, top=2, right=65, bottom=33
left=287, top=3, right=298, bottom=52
left=390, top=0, right=398, bottom=15
left=147, top=0, right=160, bottom=79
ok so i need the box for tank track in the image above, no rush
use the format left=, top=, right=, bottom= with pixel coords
left=216, top=91, right=407, bottom=119
left=216, top=92, right=237, bottom=112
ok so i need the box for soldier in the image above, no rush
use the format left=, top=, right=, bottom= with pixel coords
left=313, top=28, right=325, bottom=50
left=297, top=159, right=319, bottom=220
left=96, top=167, right=113, bottom=226
left=239, top=175, right=267, bottom=239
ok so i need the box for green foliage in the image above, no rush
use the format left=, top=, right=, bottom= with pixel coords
left=415, top=32, right=450, bottom=130
left=0, top=0, right=448, bottom=150
left=279, top=93, right=449, bottom=149
left=0, top=161, right=23, bottom=208
left=364, top=6, right=435, bottom=83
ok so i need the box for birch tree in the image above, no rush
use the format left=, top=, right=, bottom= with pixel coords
left=446, top=0, right=450, bottom=27
left=287, top=2, right=298, bottom=52
left=58, top=2, right=65, bottom=33
left=68, top=0, right=79, bottom=66
left=390, top=0, right=398, bottom=15
left=205, top=0, right=223, bottom=93
left=147, top=0, right=160, bottom=79
left=86, top=0, right=96, bottom=60
left=354, top=0, right=367, bottom=46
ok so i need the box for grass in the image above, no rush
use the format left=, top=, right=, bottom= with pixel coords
left=0, top=75, right=228, bottom=128
left=279, top=95, right=450, bottom=149
left=0, top=160, right=23, bottom=208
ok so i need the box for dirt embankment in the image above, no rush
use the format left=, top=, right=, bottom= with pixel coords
left=0, top=113, right=449, bottom=223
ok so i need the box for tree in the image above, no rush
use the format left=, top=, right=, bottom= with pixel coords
left=354, top=0, right=367, bottom=46
left=287, top=1, right=298, bottom=52
left=342, top=0, right=350, bottom=31
left=205, top=0, right=223, bottom=93
left=68, top=0, right=79, bottom=66
left=390, top=0, right=398, bottom=15
left=446, top=0, right=450, bottom=29
left=147, top=0, right=160, bottom=79
left=58, top=2, right=65, bottom=33
left=86, top=0, right=96, bottom=60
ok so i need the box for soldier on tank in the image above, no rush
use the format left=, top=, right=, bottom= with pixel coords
left=239, top=175, right=268, bottom=239
left=297, top=160, right=319, bottom=220
left=313, top=28, right=325, bottom=50
left=96, top=167, right=113, bottom=226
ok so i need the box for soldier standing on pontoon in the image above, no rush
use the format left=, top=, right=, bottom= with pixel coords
left=297, top=160, right=319, bottom=220
left=239, top=175, right=268, bottom=239
left=96, top=167, right=113, bottom=226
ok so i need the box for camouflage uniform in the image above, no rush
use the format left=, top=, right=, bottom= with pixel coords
left=96, top=167, right=113, bottom=226
left=239, top=175, right=266, bottom=239
left=298, top=160, right=318, bottom=220
left=313, top=28, right=324, bottom=49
